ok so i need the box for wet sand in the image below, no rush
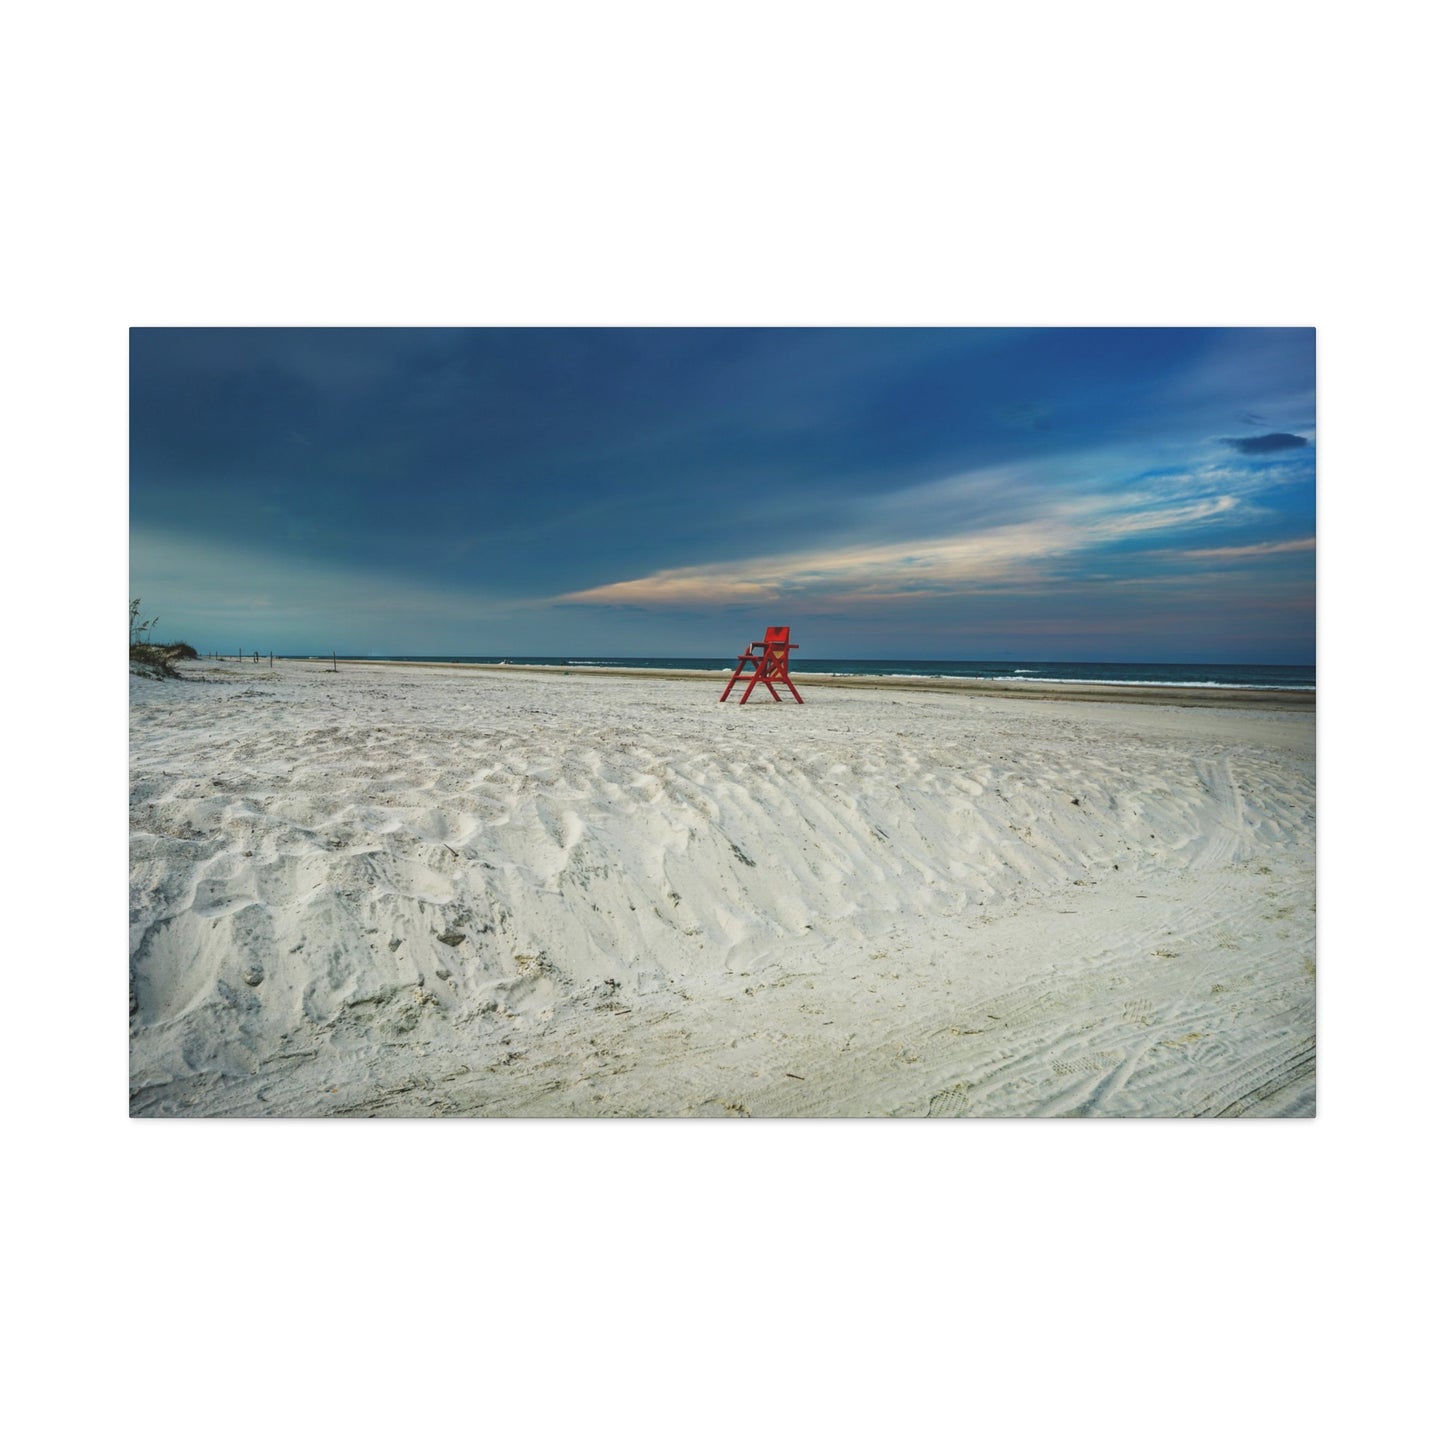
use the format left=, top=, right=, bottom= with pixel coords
left=329, top=657, right=1316, bottom=710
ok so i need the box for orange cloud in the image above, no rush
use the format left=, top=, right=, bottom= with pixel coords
left=558, top=496, right=1243, bottom=610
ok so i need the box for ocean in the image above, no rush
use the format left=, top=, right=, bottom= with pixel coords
left=311, top=657, right=1316, bottom=691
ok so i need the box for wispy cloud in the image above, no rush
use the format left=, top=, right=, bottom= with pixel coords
left=1169, top=537, right=1315, bottom=562
left=558, top=493, right=1242, bottom=611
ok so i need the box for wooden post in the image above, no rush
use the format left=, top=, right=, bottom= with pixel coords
left=332, top=651, right=337, bottom=673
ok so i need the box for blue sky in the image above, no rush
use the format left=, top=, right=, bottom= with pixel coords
left=130, top=327, right=1314, bottom=661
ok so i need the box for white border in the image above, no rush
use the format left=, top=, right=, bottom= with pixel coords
left=10, top=4, right=1436, bottom=1440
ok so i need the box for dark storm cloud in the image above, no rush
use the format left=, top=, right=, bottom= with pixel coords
left=1223, top=432, right=1310, bottom=455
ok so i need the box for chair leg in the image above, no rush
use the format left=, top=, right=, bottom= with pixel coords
left=739, top=671, right=779, bottom=704
left=720, top=660, right=753, bottom=701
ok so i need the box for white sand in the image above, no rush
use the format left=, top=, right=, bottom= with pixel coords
left=129, top=658, right=1315, bottom=1117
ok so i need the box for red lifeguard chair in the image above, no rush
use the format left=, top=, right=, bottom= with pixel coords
left=719, top=625, right=804, bottom=704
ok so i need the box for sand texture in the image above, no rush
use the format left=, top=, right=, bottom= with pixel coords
left=129, top=660, right=1316, bottom=1117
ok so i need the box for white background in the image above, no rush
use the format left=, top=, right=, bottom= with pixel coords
left=7, top=3, right=1437, bottom=1441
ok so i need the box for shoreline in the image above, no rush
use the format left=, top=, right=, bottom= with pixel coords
left=314, top=656, right=1314, bottom=710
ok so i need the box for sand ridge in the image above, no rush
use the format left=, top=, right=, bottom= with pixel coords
left=129, top=658, right=1315, bottom=1117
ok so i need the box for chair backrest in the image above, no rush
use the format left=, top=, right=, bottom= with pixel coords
left=763, top=626, right=790, bottom=646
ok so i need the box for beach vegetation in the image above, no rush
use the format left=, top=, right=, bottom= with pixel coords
left=129, top=597, right=198, bottom=678
left=130, top=641, right=198, bottom=679
left=129, top=597, right=157, bottom=644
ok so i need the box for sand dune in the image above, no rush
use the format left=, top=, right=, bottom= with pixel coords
left=129, top=659, right=1315, bottom=1117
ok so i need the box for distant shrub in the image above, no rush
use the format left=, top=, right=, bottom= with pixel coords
left=130, top=644, right=177, bottom=679
left=129, top=641, right=198, bottom=679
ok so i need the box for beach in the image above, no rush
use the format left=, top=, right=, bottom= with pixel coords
left=129, top=658, right=1316, bottom=1117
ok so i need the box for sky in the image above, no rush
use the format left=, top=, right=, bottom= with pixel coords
left=130, top=327, right=1315, bottom=662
